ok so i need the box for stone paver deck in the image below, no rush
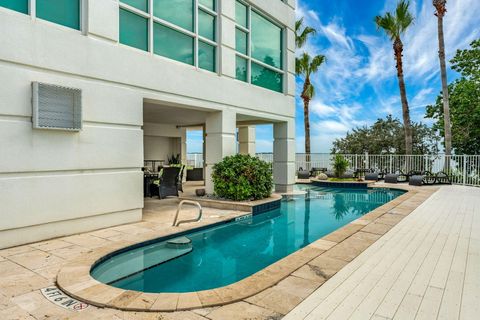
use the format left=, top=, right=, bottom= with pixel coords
left=285, top=185, right=480, bottom=320
left=0, top=182, right=464, bottom=319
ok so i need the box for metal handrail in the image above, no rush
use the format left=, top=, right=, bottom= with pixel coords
left=172, top=200, right=203, bottom=227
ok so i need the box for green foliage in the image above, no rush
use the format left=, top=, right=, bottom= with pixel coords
left=426, top=39, right=480, bottom=154
left=167, top=154, right=181, bottom=164
left=295, top=18, right=317, bottom=49
left=212, top=154, right=273, bottom=201
left=332, top=154, right=349, bottom=178
left=374, top=0, right=414, bottom=41
left=331, top=115, right=440, bottom=154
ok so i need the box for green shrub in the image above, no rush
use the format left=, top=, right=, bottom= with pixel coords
left=332, top=154, right=349, bottom=178
left=212, top=154, right=273, bottom=201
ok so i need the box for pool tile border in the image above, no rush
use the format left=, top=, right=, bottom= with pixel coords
left=56, top=184, right=438, bottom=313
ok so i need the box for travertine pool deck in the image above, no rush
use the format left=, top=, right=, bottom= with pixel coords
left=0, top=182, right=462, bottom=320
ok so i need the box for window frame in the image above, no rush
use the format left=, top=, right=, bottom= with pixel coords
left=234, top=0, right=285, bottom=93
left=119, top=0, right=219, bottom=73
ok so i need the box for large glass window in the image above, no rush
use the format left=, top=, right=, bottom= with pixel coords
left=154, top=23, right=194, bottom=65
left=0, top=0, right=80, bottom=30
left=36, top=0, right=80, bottom=30
left=0, top=0, right=28, bottom=14
left=153, top=0, right=193, bottom=32
left=251, top=62, right=283, bottom=92
left=119, top=0, right=217, bottom=72
left=199, top=41, right=216, bottom=72
left=121, top=0, right=148, bottom=12
left=199, top=0, right=215, bottom=11
left=251, top=11, right=282, bottom=69
left=120, top=9, right=148, bottom=51
left=198, top=9, right=215, bottom=41
left=234, top=1, right=284, bottom=93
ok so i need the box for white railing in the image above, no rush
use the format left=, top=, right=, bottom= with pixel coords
left=256, top=153, right=480, bottom=187
left=186, top=153, right=204, bottom=168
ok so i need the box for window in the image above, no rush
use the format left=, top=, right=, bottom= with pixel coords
left=234, top=1, right=284, bottom=93
left=32, top=82, right=82, bottom=131
left=119, top=0, right=217, bottom=72
left=0, top=0, right=28, bottom=14
left=0, top=0, right=81, bottom=30
left=120, top=9, right=148, bottom=51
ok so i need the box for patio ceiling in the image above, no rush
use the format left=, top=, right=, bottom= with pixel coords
left=143, top=102, right=210, bottom=126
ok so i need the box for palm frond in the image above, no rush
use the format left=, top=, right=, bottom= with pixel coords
left=396, top=0, right=414, bottom=33
left=304, top=83, right=315, bottom=100
left=295, top=18, right=317, bottom=49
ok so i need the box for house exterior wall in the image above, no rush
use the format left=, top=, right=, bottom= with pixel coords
left=0, top=0, right=296, bottom=248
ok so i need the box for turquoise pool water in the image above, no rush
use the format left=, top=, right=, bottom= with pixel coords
left=91, top=185, right=404, bottom=293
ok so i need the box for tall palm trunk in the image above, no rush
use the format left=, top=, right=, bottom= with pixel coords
left=302, top=77, right=312, bottom=167
left=434, top=1, right=452, bottom=173
left=393, top=38, right=413, bottom=155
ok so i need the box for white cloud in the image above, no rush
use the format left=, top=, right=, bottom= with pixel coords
left=295, top=0, right=479, bottom=153
left=310, top=100, right=336, bottom=117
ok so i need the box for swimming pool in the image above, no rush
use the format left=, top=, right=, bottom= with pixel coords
left=91, top=185, right=404, bottom=293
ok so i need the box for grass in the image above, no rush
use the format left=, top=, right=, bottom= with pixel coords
left=328, top=177, right=359, bottom=182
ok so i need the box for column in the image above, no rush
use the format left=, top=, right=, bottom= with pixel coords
left=238, top=126, right=256, bottom=156
left=273, top=120, right=295, bottom=193
left=180, top=127, right=188, bottom=165
left=204, top=110, right=237, bottom=193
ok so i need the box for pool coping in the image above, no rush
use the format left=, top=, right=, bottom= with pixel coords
left=55, top=184, right=438, bottom=313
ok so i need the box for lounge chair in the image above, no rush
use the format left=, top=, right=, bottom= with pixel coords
left=365, top=172, right=379, bottom=181
left=409, top=171, right=436, bottom=186
left=435, top=171, right=452, bottom=185
left=385, top=174, right=399, bottom=183
left=409, top=175, right=424, bottom=186
left=159, top=167, right=181, bottom=199
left=396, top=170, right=408, bottom=183
left=297, top=167, right=310, bottom=179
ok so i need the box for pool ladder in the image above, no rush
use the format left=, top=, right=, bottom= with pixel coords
left=172, top=200, right=203, bottom=227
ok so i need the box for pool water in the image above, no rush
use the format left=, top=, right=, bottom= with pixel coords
left=91, top=185, right=404, bottom=293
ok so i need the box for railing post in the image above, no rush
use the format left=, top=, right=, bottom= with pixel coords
left=463, top=155, right=467, bottom=185
left=389, top=154, right=393, bottom=173
left=365, top=152, right=369, bottom=169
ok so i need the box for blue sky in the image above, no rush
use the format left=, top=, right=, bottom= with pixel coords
left=188, top=0, right=480, bottom=154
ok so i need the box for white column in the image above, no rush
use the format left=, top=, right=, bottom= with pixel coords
left=238, top=126, right=256, bottom=156
left=273, top=120, right=295, bottom=193
left=205, top=110, right=237, bottom=193
left=180, top=127, right=188, bottom=165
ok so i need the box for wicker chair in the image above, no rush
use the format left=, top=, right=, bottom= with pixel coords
left=159, top=167, right=181, bottom=199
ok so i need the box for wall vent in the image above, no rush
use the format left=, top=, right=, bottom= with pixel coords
left=32, top=82, right=82, bottom=131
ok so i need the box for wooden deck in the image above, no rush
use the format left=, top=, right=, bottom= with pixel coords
left=284, top=185, right=480, bottom=320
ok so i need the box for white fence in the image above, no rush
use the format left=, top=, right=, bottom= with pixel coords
left=184, top=153, right=480, bottom=187
left=256, top=153, right=480, bottom=187
left=186, top=153, right=204, bottom=168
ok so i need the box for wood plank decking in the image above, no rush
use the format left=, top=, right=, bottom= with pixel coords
left=284, top=185, right=480, bottom=320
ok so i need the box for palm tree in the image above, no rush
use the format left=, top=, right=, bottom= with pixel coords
left=375, top=0, right=414, bottom=155
left=433, top=0, right=452, bottom=159
left=296, top=53, right=326, bottom=164
left=295, top=18, right=316, bottom=49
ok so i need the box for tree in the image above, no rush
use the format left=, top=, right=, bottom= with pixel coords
left=426, top=39, right=480, bottom=154
left=295, top=19, right=320, bottom=164
left=332, top=115, right=440, bottom=155
left=296, top=53, right=326, bottom=163
left=433, top=0, right=452, bottom=156
left=295, top=18, right=316, bottom=49
left=375, top=0, right=415, bottom=154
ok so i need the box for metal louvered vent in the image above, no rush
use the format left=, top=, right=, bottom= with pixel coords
left=32, top=82, right=82, bottom=131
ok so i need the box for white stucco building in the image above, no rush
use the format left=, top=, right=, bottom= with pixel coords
left=0, top=0, right=296, bottom=248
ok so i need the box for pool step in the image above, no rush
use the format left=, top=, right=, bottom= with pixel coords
left=91, top=238, right=193, bottom=284
left=166, top=236, right=192, bottom=249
